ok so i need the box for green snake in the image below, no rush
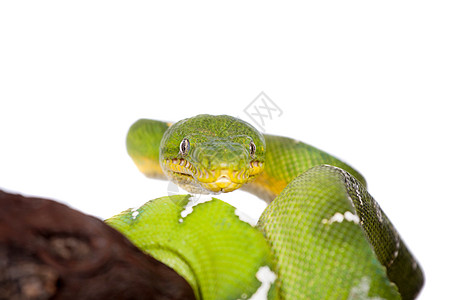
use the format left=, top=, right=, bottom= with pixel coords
left=106, top=114, right=424, bottom=299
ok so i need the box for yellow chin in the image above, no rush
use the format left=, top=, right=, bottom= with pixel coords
left=162, top=158, right=264, bottom=194
left=200, top=176, right=244, bottom=193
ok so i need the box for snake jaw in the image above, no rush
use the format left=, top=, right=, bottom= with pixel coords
left=162, top=158, right=264, bottom=194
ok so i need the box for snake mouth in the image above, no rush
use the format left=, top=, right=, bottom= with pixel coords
left=162, top=158, right=264, bottom=193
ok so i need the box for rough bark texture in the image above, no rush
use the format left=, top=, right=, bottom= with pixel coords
left=0, top=190, right=195, bottom=300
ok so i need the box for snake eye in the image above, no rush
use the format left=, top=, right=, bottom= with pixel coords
left=179, top=138, right=190, bottom=156
left=249, top=141, right=256, bottom=158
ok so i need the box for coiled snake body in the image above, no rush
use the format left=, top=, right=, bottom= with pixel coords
left=107, top=114, right=423, bottom=299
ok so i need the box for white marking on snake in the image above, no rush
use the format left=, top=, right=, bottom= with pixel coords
left=344, top=211, right=360, bottom=223
left=179, top=194, right=213, bottom=221
left=329, top=165, right=364, bottom=206
left=374, top=201, right=384, bottom=223
left=348, top=277, right=386, bottom=300
left=131, top=207, right=140, bottom=219
left=387, top=231, right=401, bottom=267
left=235, top=208, right=257, bottom=226
left=248, top=266, right=277, bottom=300
left=322, top=211, right=360, bottom=225
left=354, top=180, right=364, bottom=206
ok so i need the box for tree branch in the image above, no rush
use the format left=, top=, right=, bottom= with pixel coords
left=0, top=190, right=195, bottom=300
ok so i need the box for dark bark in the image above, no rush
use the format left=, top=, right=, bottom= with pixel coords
left=0, top=190, right=195, bottom=300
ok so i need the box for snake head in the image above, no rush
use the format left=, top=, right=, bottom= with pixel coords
left=160, top=114, right=265, bottom=194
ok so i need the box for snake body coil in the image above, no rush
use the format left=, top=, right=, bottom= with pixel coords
left=107, top=114, right=423, bottom=299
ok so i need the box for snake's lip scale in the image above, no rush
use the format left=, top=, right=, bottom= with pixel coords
left=164, top=169, right=248, bottom=193
left=162, top=158, right=264, bottom=193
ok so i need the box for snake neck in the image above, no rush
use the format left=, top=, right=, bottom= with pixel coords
left=243, top=134, right=368, bottom=203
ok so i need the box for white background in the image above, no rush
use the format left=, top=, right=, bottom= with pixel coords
left=1, top=1, right=448, bottom=299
